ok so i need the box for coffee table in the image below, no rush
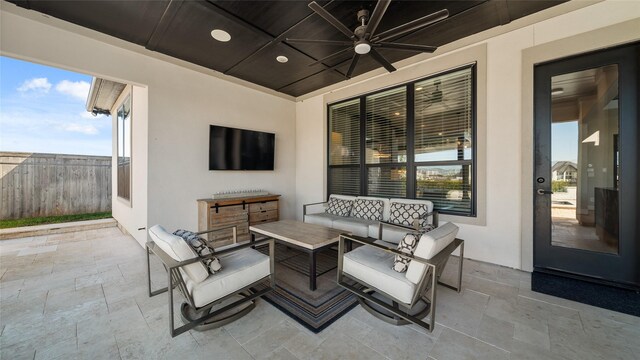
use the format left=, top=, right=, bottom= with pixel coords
left=249, top=219, right=349, bottom=291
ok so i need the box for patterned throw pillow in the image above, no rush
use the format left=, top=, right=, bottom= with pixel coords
left=325, top=197, right=353, bottom=217
left=173, top=230, right=222, bottom=274
left=389, top=202, right=431, bottom=228
left=351, top=199, right=384, bottom=221
left=392, top=226, right=435, bottom=273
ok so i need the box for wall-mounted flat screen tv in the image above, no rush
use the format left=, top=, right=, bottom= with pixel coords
left=209, top=125, right=275, bottom=170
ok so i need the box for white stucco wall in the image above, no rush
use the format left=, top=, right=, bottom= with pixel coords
left=294, top=0, right=640, bottom=269
left=109, top=85, right=149, bottom=246
left=0, top=3, right=296, bottom=246
left=1, top=1, right=638, bottom=268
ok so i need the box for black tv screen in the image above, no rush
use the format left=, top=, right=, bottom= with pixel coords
left=209, top=125, right=275, bottom=170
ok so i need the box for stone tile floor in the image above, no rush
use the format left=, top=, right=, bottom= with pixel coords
left=1, top=227, right=639, bottom=360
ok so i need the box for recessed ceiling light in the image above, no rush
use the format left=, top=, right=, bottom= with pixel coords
left=551, top=87, right=564, bottom=96
left=394, top=112, right=400, bottom=116
left=276, top=55, right=289, bottom=63
left=415, top=87, right=423, bottom=91
left=211, top=29, right=231, bottom=42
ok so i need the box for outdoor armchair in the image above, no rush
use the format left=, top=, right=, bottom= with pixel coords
left=146, top=224, right=275, bottom=337
left=337, top=221, right=463, bottom=332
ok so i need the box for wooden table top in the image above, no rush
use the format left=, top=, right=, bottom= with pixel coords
left=249, top=219, right=347, bottom=250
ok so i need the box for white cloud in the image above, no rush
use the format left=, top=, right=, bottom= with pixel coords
left=17, top=77, right=52, bottom=93
left=55, top=80, right=90, bottom=101
left=60, top=123, right=99, bottom=135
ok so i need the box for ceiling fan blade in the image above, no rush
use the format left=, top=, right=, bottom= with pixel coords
left=368, top=48, right=396, bottom=73
left=373, top=9, right=449, bottom=42
left=308, top=47, right=353, bottom=67
left=375, top=42, right=437, bottom=53
left=364, top=0, right=391, bottom=39
left=308, top=1, right=355, bottom=40
left=286, top=38, right=353, bottom=46
left=346, top=54, right=361, bottom=78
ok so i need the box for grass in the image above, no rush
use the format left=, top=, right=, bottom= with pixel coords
left=0, top=212, right=112, bottom=229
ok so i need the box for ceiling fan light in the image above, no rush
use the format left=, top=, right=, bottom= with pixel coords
left=354, top=42, right=371, bottom=55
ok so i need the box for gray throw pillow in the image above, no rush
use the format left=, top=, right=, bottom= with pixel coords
left=173, top=229, right=222, bottom=274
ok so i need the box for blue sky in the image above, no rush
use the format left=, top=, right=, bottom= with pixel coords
left=552, top=121, right=578, bottom=164
left=0, top=56, right=111, bottom=156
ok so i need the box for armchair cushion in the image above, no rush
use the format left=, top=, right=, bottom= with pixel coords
left=173, top=230, right=222, bottom=274
left=184, top=248, right=270, bottom=308
left=148, top=225, right=209, bottom=283
left=406, top=222, right=459, bottom=284
left=342, top=240, right=416, bottom=304
left=388, top=200, right=433, bottom=228
left=351, top=198, right=384, bottom=221
left=325, top=197, right=353, bottom=217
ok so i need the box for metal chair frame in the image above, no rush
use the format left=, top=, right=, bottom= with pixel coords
left=146, top=225, right=275, bottom=337
left=337, top=222, right=463, bottom=332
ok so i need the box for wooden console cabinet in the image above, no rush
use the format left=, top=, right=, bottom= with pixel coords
left=197, top=194, right=280, bottom=247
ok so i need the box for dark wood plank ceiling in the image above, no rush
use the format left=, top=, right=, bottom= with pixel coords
left=7, top=0, right=566, bottom=97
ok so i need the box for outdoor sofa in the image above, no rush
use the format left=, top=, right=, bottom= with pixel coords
left=303, top=194, right=439, bottom=244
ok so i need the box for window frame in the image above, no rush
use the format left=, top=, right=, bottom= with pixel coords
left=116, top=93, right=132, bottom=205
left=326, top=63, right=477, bottom=217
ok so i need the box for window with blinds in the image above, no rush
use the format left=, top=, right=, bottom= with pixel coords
left=328, top=99, right=360, bottom=196
left=326, top=64, right=476, bottom=216
left=365, top=87, right=407, bottom=197
left=414, top=67, right=474, bottom=214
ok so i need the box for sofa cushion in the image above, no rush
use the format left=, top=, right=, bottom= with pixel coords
left=389, top=199, right=434, bottom=228
left=367, top=223, right=413, bottom=244
left=351, top=198, right=384, bottom=221
left=332, top=217, right=376, bottom=237
left=185, top=248, right=270, bottom=308
left=173, top=229, right=222, bottom=274
left=148, top=225, right=209, bottom=283
left=343, top=240, right=416, bottom=304
left=304, top=213, right=344, bottom=228
left=325, top=197, right=353, bottom=217
left=406, top=222, right=459, bottom=284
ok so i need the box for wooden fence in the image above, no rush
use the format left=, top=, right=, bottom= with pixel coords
left=0, top=152, right=111, bottom=219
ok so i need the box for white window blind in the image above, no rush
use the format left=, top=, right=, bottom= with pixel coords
left=329, top=99, right=360, bottom=166
left=365, top=87, right=407, bottom=164
left=414, top=68, right=472, bottom=162
left=414, top=67, right=473, bottom=214
left=328, top=99, right=360, bottom=196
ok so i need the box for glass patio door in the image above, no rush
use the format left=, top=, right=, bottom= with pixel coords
left=533, top=43, right=639, bottom=288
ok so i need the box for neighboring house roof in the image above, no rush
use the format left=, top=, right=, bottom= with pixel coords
left=552, top=161, right=578, bottom=173
left=85, top=77, right=126, bottom=115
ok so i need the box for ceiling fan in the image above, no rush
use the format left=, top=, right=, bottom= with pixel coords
left=286, top=1, right=449, bottom=78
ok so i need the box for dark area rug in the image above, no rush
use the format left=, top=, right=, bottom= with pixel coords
left=254, top=244, right=358, bottom=333
left=532, top=271, right=640, bottom=317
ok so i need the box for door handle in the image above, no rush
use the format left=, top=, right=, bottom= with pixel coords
left=537, top=189, right=554, bottom=195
